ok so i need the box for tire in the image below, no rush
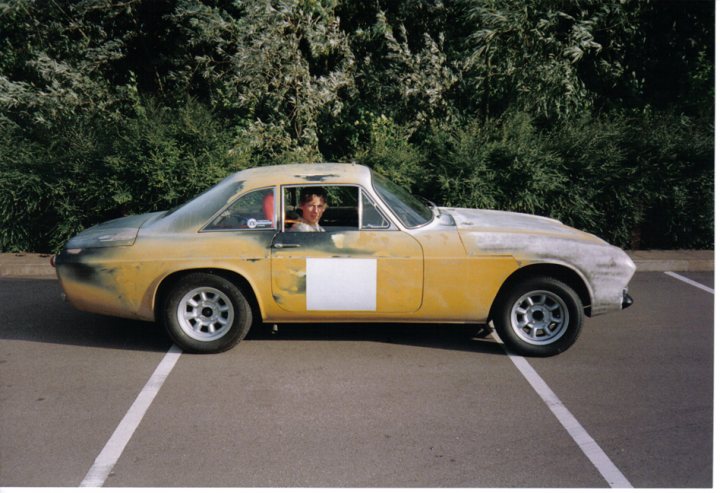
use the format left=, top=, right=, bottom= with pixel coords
left=493, top=277, right=583, bottom=357
left=162, top=273, right=252, bottom=353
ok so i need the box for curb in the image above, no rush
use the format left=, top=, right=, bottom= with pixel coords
left=627, top=250, right=714, bottom=273
left=0, top=251, right=713, bottom=279
left=0, top=254, right=56, bottom=279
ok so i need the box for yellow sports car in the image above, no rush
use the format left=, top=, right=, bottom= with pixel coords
left=54, top=163, right=635, bottom=356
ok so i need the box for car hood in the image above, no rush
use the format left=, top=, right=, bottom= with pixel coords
left=442, top=207, right=601, bottom=241
left=65, top=211, right=165, bottom=249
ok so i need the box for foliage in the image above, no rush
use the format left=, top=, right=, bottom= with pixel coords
left=432, top=113, right=568, bottom=214
left=0, top=0, right=713, bottom=252
left=425, top=110, right=713, bottom=249
left=464, top=0, right=602, bottom=118
left=353, top=114, right=426, bottom=191
left=0, top=99, right=241, bottom=251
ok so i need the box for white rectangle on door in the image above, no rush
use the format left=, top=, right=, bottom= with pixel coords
left=306, top=258, right=377, bottom=311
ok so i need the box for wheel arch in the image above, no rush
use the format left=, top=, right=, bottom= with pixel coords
left=490, top=262, right=592, bottom=321
left=154, top=268, right=263, bottom=324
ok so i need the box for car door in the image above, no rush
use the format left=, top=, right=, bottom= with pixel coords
left=270, top=185, right=423, bottom=315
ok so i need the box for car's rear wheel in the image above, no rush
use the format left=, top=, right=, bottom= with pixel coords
left=162, top=273, right=252, bottom=353
left=493, top=277, right=583, bottom=357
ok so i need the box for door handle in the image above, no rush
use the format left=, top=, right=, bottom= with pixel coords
left=273, top=243, right=301, bottom=249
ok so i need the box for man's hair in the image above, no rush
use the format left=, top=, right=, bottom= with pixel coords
left=299, top=187, right=327, bottom=205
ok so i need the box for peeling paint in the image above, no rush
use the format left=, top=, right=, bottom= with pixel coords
left=458, top=230, right=634, bottom=315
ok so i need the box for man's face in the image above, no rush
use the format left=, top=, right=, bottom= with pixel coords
left=299, top=195, right=326, bottom=225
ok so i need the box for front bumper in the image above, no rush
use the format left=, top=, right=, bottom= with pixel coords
left=622, top=288, right=634, bottom=309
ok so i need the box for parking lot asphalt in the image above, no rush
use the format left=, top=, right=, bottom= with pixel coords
left=0, top=270, right=714, bottom=487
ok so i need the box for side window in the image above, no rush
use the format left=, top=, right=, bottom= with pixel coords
left=361, top=191, right=392, bottom=230
left=283, top=185, right=359, bottom=231
left=204, top=188, right=275, bottom=231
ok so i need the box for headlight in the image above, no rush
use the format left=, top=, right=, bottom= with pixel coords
left=65, top=227, right=139, bottom=249
left=96, top=229, right=138, bottom=245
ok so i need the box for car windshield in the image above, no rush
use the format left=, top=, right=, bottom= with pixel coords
left=371, top=172, right=434, bottom=228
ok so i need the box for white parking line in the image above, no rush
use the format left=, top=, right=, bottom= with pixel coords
left=493, top=333, right=632, bottom=488
left=664, top=271, right=714, bottom=294
left=80, top=345, right=182, bottom=487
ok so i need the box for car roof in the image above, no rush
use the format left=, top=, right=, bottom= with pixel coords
left=234, top=162, right=373, bottom=188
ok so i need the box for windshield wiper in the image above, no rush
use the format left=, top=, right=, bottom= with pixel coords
left=418, top=196, right=440, bottom=216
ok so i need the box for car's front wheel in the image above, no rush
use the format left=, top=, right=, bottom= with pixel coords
left=493, top=277, right=583, bottom=357
left=162, top=273, right=252, bottom=353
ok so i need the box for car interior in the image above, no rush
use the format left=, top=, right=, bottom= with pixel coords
left=283, top=185, right=360, bottom=231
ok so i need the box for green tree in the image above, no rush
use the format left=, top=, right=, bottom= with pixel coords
left=170, top=0, right=356, bottom=161
left=462, top=0, right=714, bottom=121
left=0, top=0, right=713, bottom=251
